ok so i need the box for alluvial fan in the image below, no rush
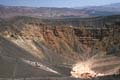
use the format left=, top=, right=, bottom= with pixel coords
left=71, top=54, right=120, bottom=79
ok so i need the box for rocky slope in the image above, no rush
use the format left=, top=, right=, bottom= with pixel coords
left=0, top=15, right=120, bottom=79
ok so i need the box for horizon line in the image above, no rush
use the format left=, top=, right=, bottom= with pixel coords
left=0, top=2, right=119, bottom=8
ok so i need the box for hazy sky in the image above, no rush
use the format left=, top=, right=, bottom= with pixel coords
left=0, top=0, right=120, bottom=7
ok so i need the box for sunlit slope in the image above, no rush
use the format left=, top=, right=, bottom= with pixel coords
left=91, top=55, right=120, bottom=75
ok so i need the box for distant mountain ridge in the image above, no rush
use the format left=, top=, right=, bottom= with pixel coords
left=107, top=3, right=120, bottom=7
left=0, top=3, right=120, bottom=18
